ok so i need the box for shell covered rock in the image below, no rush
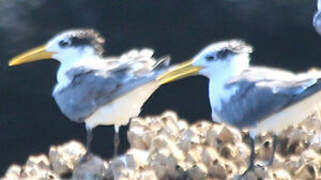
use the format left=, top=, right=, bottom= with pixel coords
left=2, top=111, right=321, bottom=180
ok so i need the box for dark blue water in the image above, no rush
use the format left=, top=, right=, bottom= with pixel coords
left=0, top=0, right=320, bottom=174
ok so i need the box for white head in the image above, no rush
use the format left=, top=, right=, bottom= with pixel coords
left=9, top=29, right=105, bottom=66
left=158, top=40, right=253, bottom=84
left=192, top=40, right=252, bottom=78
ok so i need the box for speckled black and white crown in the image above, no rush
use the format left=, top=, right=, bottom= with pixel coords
left=194, top=39, right=253, bottom=61
left=55, top=29, right=105, bottom=55
left=225, top=39, right=253, bottom=54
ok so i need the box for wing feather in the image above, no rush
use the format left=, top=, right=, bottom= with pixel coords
left=53, top=49, right=170, bottom=122
left=216, top=67, right=321, bottom=128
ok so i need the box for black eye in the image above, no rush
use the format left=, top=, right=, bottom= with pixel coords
left=59, top=40, right=71, bottom=47
left=205, top=55, right=215, bottom=61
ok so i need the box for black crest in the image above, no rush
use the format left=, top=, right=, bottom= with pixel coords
left=60, top=29, right=105, bottom=55
left=216, top=48, right=234, bottom=59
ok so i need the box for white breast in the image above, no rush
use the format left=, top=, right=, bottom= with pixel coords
left=85, top=81, right=160, bottom=129
left=208, top=78, right=238, bottom=111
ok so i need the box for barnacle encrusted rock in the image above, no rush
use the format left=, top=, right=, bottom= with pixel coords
left=49, top=140, right=86, bottom=175
left=2, top=155, right=59, bottom=180
left=2, top=110, right=321, bottom=180
left=72, top=154, right=109, bottom=180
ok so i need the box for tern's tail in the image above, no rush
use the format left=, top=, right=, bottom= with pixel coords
left=153, top=56, right=170, bottom=71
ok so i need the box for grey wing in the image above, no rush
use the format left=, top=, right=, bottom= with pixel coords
left=53, top=69, right=120, bottom=122
left=53, top=53, right=170, bottom=122
left=219, top=67, right=321, bottom=128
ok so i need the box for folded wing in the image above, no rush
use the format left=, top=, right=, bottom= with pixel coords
left=216, top=67, right=321, bottom=128
left=53, top=49, right=170, bottom=122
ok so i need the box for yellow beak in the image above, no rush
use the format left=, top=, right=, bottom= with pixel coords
left=9, top=45, right=56, bottom=66
left=157, top=59, right=203, bottom=84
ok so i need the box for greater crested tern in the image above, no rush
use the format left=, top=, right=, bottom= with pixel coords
left=9, top=29, right=170, bottom=157
left=158, top=40, right=321, bottom=177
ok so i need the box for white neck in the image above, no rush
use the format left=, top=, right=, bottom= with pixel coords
left=207, top=54, right=250, bottom=111
left=53, top=48, right=97, bottom=94
left=56, top=61, right=76, bottom=85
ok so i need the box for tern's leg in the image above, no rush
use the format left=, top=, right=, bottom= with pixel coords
left=267, top=135, right=277, bottom=166
left=240, top=136, right=255, bottom=179
left=85, top=126, right=94, bottom=154
left=114, top=125, right=120, bottom=157
left=79, top=126, right=93, bottom=163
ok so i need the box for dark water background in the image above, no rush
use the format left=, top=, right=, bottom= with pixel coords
left=0, top=0, right=320, bottom=174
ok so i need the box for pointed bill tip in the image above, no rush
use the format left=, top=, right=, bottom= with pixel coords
left=8, top=45, right=55, bottom=67
left=8, top=61, right=15, bottom=66
left=157, top=59, right=202, bottom=85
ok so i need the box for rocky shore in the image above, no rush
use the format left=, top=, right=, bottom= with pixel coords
left=2, top=111, right=321, bottom=180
